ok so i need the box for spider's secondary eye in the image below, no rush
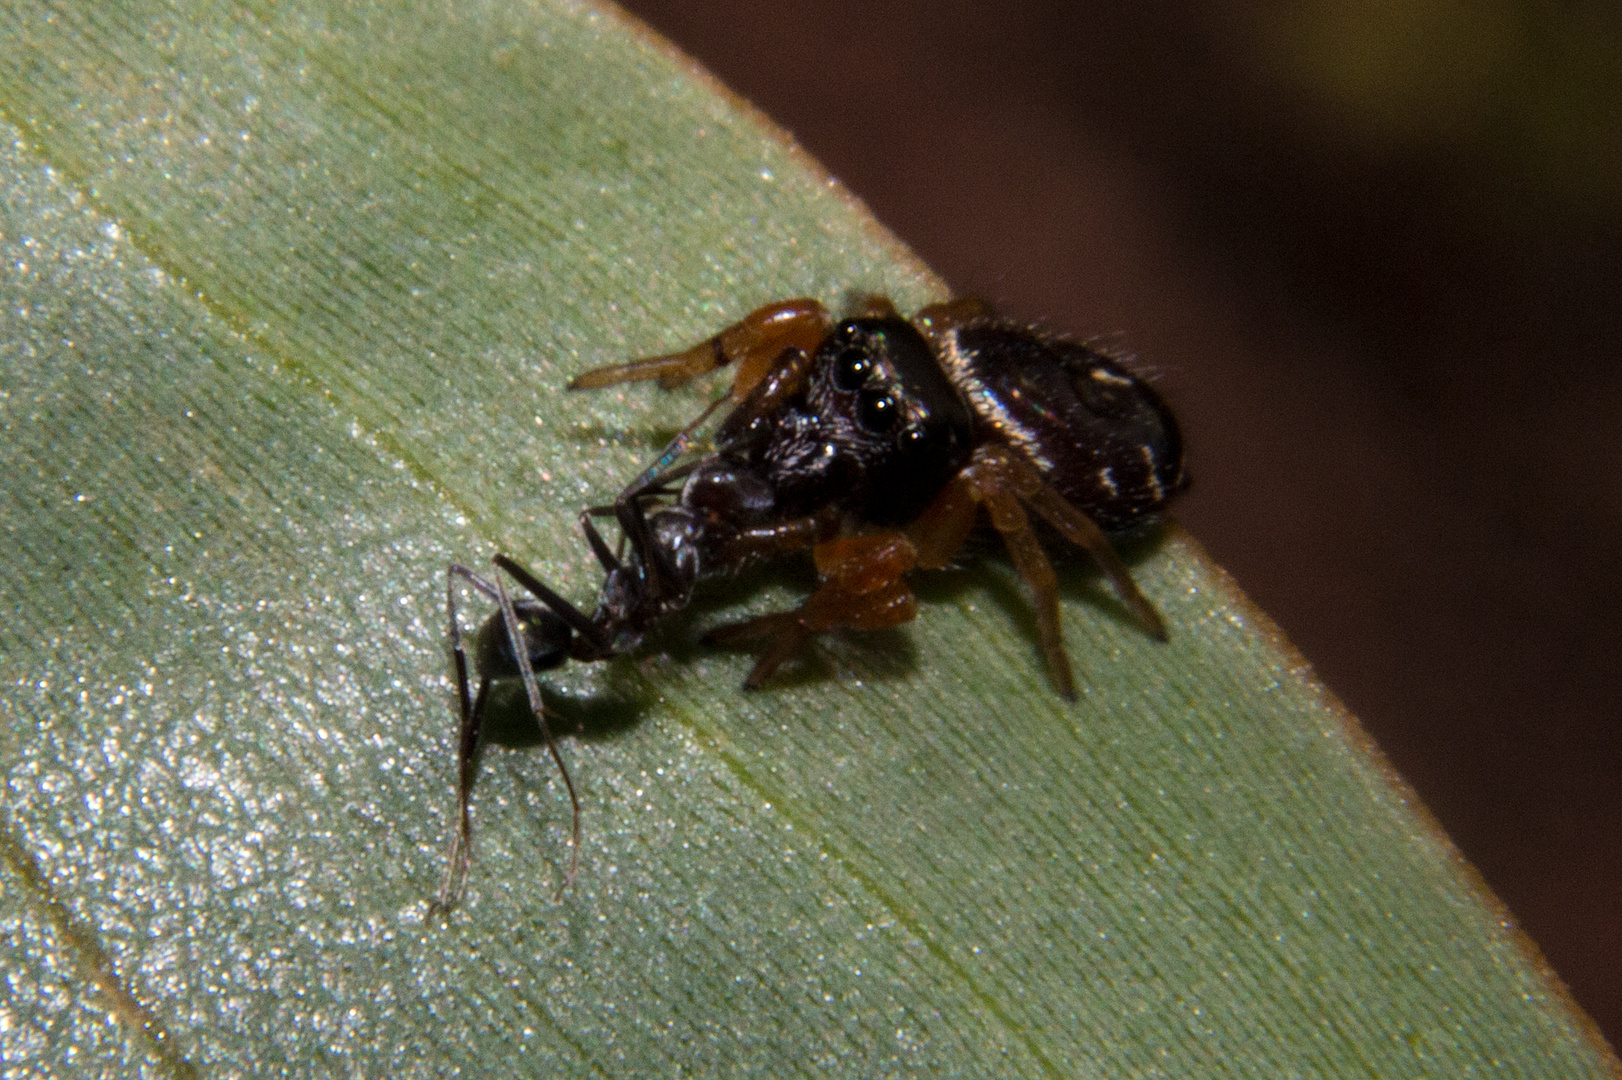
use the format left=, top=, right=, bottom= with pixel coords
left=834, top=348, right=872, bottom=391
left=898, top=421, right=948, bottom=455
left=858, top=388, right=898, bottom=432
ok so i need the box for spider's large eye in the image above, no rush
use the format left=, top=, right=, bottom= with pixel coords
left=834, top=348, right=872, bottom=391
left=858, top=388, right=898, bottom=432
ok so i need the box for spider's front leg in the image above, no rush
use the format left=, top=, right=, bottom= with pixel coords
left=567, top=298, right=832, bottom=403
left=704, top=531, right=922, bottom=689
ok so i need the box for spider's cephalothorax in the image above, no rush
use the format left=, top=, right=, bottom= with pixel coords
left=433, top=295, right=1185, bottom=909
left=733, top=313, right=974, bottom=526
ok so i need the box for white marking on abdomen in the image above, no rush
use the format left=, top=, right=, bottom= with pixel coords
left=1139, top=444, right=1163, bottom=501
left=939, top=329, right=1055, bottom=471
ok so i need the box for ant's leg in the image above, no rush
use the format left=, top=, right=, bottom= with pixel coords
left=605, top=401, right=723, bottom=513
left=447, top=561, right=502, bottom=602
left=567, top=299, right=831, bottom=401
left=492, top=563, right=583, bottom=892
left=714, top=506, right=841, bottom=563
left=490, top=553, right=609, bottom=656
left=706, top=532, right=921, bottom=689
left=433, top=675, right=490, bottom=913
left=435, top=555, right=606, bottom=908
left=433, top=565, right=502, bottom=913
left=577, top=507, right=622, bottom=575
left=606, top=470, right=691, bottom=603
left=584, top=483, right=696, bottom=612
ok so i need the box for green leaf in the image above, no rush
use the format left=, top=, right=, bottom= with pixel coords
left=0, top=1, right=1613, bottom=1075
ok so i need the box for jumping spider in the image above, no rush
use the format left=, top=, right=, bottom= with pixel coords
left=435, top=295, right=1186, bottom=908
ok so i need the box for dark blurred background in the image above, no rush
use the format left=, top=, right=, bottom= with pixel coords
left=617, top=0, right=1622, bottom=1046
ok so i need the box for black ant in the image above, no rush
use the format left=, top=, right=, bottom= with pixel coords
left=433, top=296, right=1186, bottom=909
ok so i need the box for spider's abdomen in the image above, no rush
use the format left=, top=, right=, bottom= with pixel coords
left=937, top=322, right=1186, bottom=532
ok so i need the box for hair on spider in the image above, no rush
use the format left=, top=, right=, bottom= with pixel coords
left=431, top=294, right=1186, bottom=910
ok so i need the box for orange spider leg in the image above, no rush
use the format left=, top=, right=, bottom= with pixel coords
left=903, top=451, right=1079, bottom=695
left=1020, top=477, right=1168, bottom=642
left=849, top=294, right=901, bottom=319
left=567, top=298, right=832, bottom=402
left=909, top=444, right=1168, bottom=699
left=706, top=531, right=921, bottom=689
left=974, top=468, right=1079, bottom=700
left=908, top=472, right=981, bottom=571
left=911, top=296, right=997, bottom=346
left=980, top=447, right=1167, bottom=641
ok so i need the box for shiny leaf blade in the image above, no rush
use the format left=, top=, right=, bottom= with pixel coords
left=0, top=1, right=1613, bottom=1076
